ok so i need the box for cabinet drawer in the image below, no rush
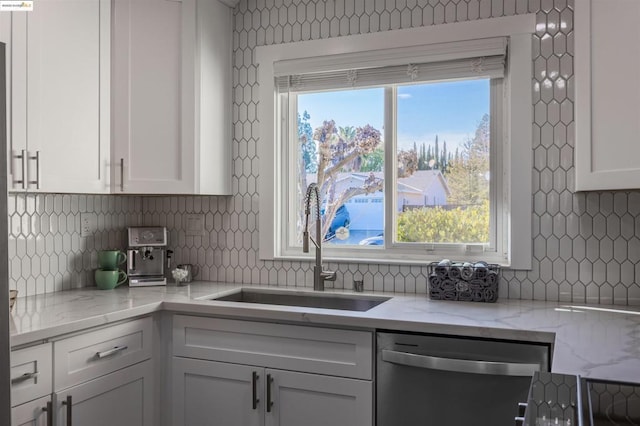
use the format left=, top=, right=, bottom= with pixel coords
left=54, top=316, right=152, bottom=391
left=11, top=343, right=52, bottom=407
left=173, top=316, right=373, bottom=380
left=12, top=395, right=51, bottom=425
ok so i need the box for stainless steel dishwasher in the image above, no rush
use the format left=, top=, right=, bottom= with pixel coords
left=377, top=331, right=550, bottom=426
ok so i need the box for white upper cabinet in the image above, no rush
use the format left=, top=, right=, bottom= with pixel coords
left=575, top=0, right=640, bottom=190
left=112, top=0, right=232, bottom=195
left=4, top=0, right=111, bottom=193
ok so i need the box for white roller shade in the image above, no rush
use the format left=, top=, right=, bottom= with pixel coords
left=275, top=37, right=507, bottom=93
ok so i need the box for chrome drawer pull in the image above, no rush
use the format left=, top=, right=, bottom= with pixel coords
left=120, top=158, right=124, bottom=192
left=95, top=345, right=128, bottom=359
left=381, top=349, right=540, bottom=377
left=28, top=151, right=40, bottom=189
left=15, top=149, right=27, bottom=189
left=11, top=371, right=39, bottom=384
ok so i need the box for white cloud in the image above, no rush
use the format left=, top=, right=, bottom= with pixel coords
left=397, top=93, right=412, bottom=100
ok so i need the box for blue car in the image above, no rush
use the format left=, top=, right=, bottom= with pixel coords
left=322, top=205, right=350, bottom=241
left=359, top=233, right=384, bottom=245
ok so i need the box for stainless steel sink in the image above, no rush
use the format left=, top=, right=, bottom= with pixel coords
left=208, top=289, right=390, bottom=312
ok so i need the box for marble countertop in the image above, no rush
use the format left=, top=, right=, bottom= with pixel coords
left=9, top=281, right=640, bottom=383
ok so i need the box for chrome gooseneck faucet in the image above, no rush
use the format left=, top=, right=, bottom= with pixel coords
left=303, top=183, right=337, bottom=291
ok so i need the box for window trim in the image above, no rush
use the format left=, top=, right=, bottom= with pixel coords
left=257, top=15, right=536, bottom=269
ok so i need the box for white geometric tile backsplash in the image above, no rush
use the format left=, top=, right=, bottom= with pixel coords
left=8, top=194, right=142, bottom=296
left=7, top=0, right=640, bottom=306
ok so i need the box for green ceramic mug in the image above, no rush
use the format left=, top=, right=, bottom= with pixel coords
left=97, top=250, right=127, bottom=269
left=95, top=269, right=128, bottom=290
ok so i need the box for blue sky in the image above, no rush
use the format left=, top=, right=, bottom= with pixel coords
left=297, top=79, right=490, bottom=151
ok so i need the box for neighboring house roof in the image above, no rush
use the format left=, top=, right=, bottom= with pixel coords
left=399, top=170, right=451, bottom=196
left=307, top=169, right=451, bottom=196
left=397, top=182, right=423, bottom=195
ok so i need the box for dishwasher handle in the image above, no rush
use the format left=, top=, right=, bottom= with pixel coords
left=381, top=349, right=540, bottom=377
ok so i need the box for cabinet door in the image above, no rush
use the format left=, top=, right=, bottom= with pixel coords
left=172, top=357, right=263, bottom=426
left=20, top=0, right=110, bottom=193
left=11, top=395, right=51, bottom=426
left=112, top=0, right=196, bottom=194
left=265, top=369, right=372, bottom=426
left=1, top=11, right=28, bottom=192
left=11, top=343, right=52, bottom=407
left=56, top=360, right=153, bottom=426
left=575, top=0, right=640, bottom=190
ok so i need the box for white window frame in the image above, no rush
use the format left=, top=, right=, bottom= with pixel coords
left=257, top=15, right=536, bottom=269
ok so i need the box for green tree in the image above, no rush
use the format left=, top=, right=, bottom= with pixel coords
left=441, top=140, right=448, bottom=174
left=360, top=148, right=384, bottom=172
left=418, top=143, right=427, bottom=170
left=446, top=114, right=490, bottom=206
left=298, top=111, right=316, bottom=173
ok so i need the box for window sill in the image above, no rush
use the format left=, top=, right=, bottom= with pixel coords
left=271, top=252, right=511, bottom=268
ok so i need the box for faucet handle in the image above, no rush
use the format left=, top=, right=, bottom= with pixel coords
left=321, top=270, right=337, bottom=281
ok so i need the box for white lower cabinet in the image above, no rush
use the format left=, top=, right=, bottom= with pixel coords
left=52, top=316, right=155, bottom=426
left=172, top=358, right=372, bottom=426
left=10, top=316, right=155, bottom=426
left=266, top=368, right=372, bottom=426
left=11, top=314, right=374, bottom=426
left=11, top=395, right=51, bottom=426
left=173, top=358, right=262, bottom=426
left=171, top=316, right=374, bottom=426
left=55, top=360, right=153, bottom=426
left=10, top=344, right=53, bottom=426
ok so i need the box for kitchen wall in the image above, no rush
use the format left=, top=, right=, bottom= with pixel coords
left=143, top=0, right=640, bottom=306
left=7, top=194, right=141, bottom=296
left=8, top=0, right=640, bottom=306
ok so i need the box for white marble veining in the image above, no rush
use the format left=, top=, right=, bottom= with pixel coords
left=9, top=282, right=640, bottom=383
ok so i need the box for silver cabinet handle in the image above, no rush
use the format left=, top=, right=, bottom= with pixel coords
left=62, top=395, right=72, bottom=426
left=518, top=402, right=528, bottom=417
left=28, top=151, right=40, bottom=189
left=120, top=158, right=124, bottom=192
left=95, top=345, right=128, bottom=359
left=15, top=149, right=27, bottom=189
left=381, top=349, right=540, bottom=377
left=11, top=371, right=39, bottom=384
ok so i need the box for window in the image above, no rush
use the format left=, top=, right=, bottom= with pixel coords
left=257, top=15, right=536, bottom=268
left=287, top=76, right=500, bottom=251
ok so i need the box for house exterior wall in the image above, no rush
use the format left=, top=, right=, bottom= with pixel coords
left=345, top=195, right=384, bottom=231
